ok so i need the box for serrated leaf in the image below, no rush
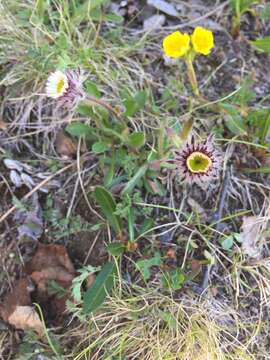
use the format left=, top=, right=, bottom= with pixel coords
left=72, top=265, right=100, bottom=303
left=128, top=132, right=145, bottom=149
left=94, top=186, right=123, bottom=235
left=251, top=35, right=270, bottom=53
left=161, top=268, right=186, bottom=290
left=135, top=252, right=161, bottom=281
left=83, top=261, right=116, bottom=314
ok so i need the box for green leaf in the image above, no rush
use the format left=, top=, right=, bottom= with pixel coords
left=107, top=243, right=125, bottom=256
left=261, top=4, right=270, bottom=21
left=221, top=236, right=234, bottom=251
left=105, top=13, right=124, bottom=24
left=12, top=196, right=26, bottom=211
left=230, top=0, right=257, bottom=15
left=248, top=108, right=270, bottom=144
left=140, top=218, right=154, bottom=236
left=123, top=91, right=146, bottom=117
left=242, top=165, right=270, bottom=173
left=161, top=268, right=186, bottom=291
left=94, top=186, right=123, bottom=235
left=221, top=103, right=247, bottom=135
left=83, top=261, right=116, bottom=314
left=104, top=149, right=115, bottom=187
left=85, top=80, right=101, bottom=98
left=77, top=104, right=93, bottom=116
left=123, top=98, right=137, bottom=117
left=160, top=312, right=178, bottom=330
left=251, top=35, right=270, bottom=53
left=66, top=122, right=93, bottom=138
left=33, top=0, right=46, bottom=21
left=128, top=132, right=145, bottom=149
left=127, top=207, right=135, bottom=242
left=121, top=164, right=148, bottom=195
left=134, top=91, right=147, bottom=109
left=179, top=117, right=194, bottom=142
left=72, top=0, right=108, bottom=24
left=135, top=252, right=161, bottom=281
left=72, top=266, right=100, bottom=303
left=92, top=141, right=109, bottom=154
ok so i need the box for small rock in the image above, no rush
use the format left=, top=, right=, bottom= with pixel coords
left=10, top=170, right=23, bottom=188
left=147, top=0, right=179, bottom=17
left=143, top=14, right=166, bottom=31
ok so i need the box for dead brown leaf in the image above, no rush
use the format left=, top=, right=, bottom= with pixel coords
left=0, top=119, right=8, bottom=131
left=0, top=243, right=76, bottom=335
left=240, top=216, right=265, bottom=258
left=166, top=248, right=177, bottom=259
left=25, top=243, right=75, bottom=276
left=25, top=243, right=75, bottom=318
left=8, top=306, right=44, bottom=337
left=0, top=278, right=43, bottom=337
left=0, top=278, right=33, bottom=322
left=55, top=131, right=77, bottom=158
left=86, top=273, right=95, bottom=289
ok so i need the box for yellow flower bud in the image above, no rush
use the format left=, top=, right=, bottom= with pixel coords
left=163, top=31, right=190, bottom=59
left=191, top=27, right=214, bottom=55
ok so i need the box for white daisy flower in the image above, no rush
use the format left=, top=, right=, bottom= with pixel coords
left=46, top=70, right=69, bottom=99
left=45, top=69, right=85, bottom=108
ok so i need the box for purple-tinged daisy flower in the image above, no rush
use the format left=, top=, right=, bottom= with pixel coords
left=174, top=135, right=222, bottom=184
left=45, top=69, right=85, bottom=108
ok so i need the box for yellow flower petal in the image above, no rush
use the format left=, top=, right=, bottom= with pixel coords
left=163, top=31, right=190, bottom=59
left=191, top=27, right=214, bottom=55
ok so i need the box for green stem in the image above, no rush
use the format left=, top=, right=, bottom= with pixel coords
left=185, top=57, right=199, bottom=97
left=83, top=96, right=126, bottom=127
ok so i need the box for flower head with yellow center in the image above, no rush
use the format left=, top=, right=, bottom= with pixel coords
left=46, top=71, right=69, bottom=99
left=174, top=135, right=221, bottom=184
left=45, top=69, right=85, bottom=108
left=191, top=27, right=214, bottom=55
left=163, top=31, right=190, bottom=59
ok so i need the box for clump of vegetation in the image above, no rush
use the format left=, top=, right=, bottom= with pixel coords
left=0, top=0, right=270, bottom=359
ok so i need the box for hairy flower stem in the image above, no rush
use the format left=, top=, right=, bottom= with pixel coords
left=84, top=96, right=126, bottom=126
left=84, top=96, right=116, bottom=114
left=185, top=57, right=199, bottom=97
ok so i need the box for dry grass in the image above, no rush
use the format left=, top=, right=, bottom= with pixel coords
left=64, top=285, right=257, bottom=360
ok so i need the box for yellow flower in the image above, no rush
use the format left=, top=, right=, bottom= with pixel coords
left=163, top=31, right=190, bottom=59
left=191, top=27, right=214, bottom=55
